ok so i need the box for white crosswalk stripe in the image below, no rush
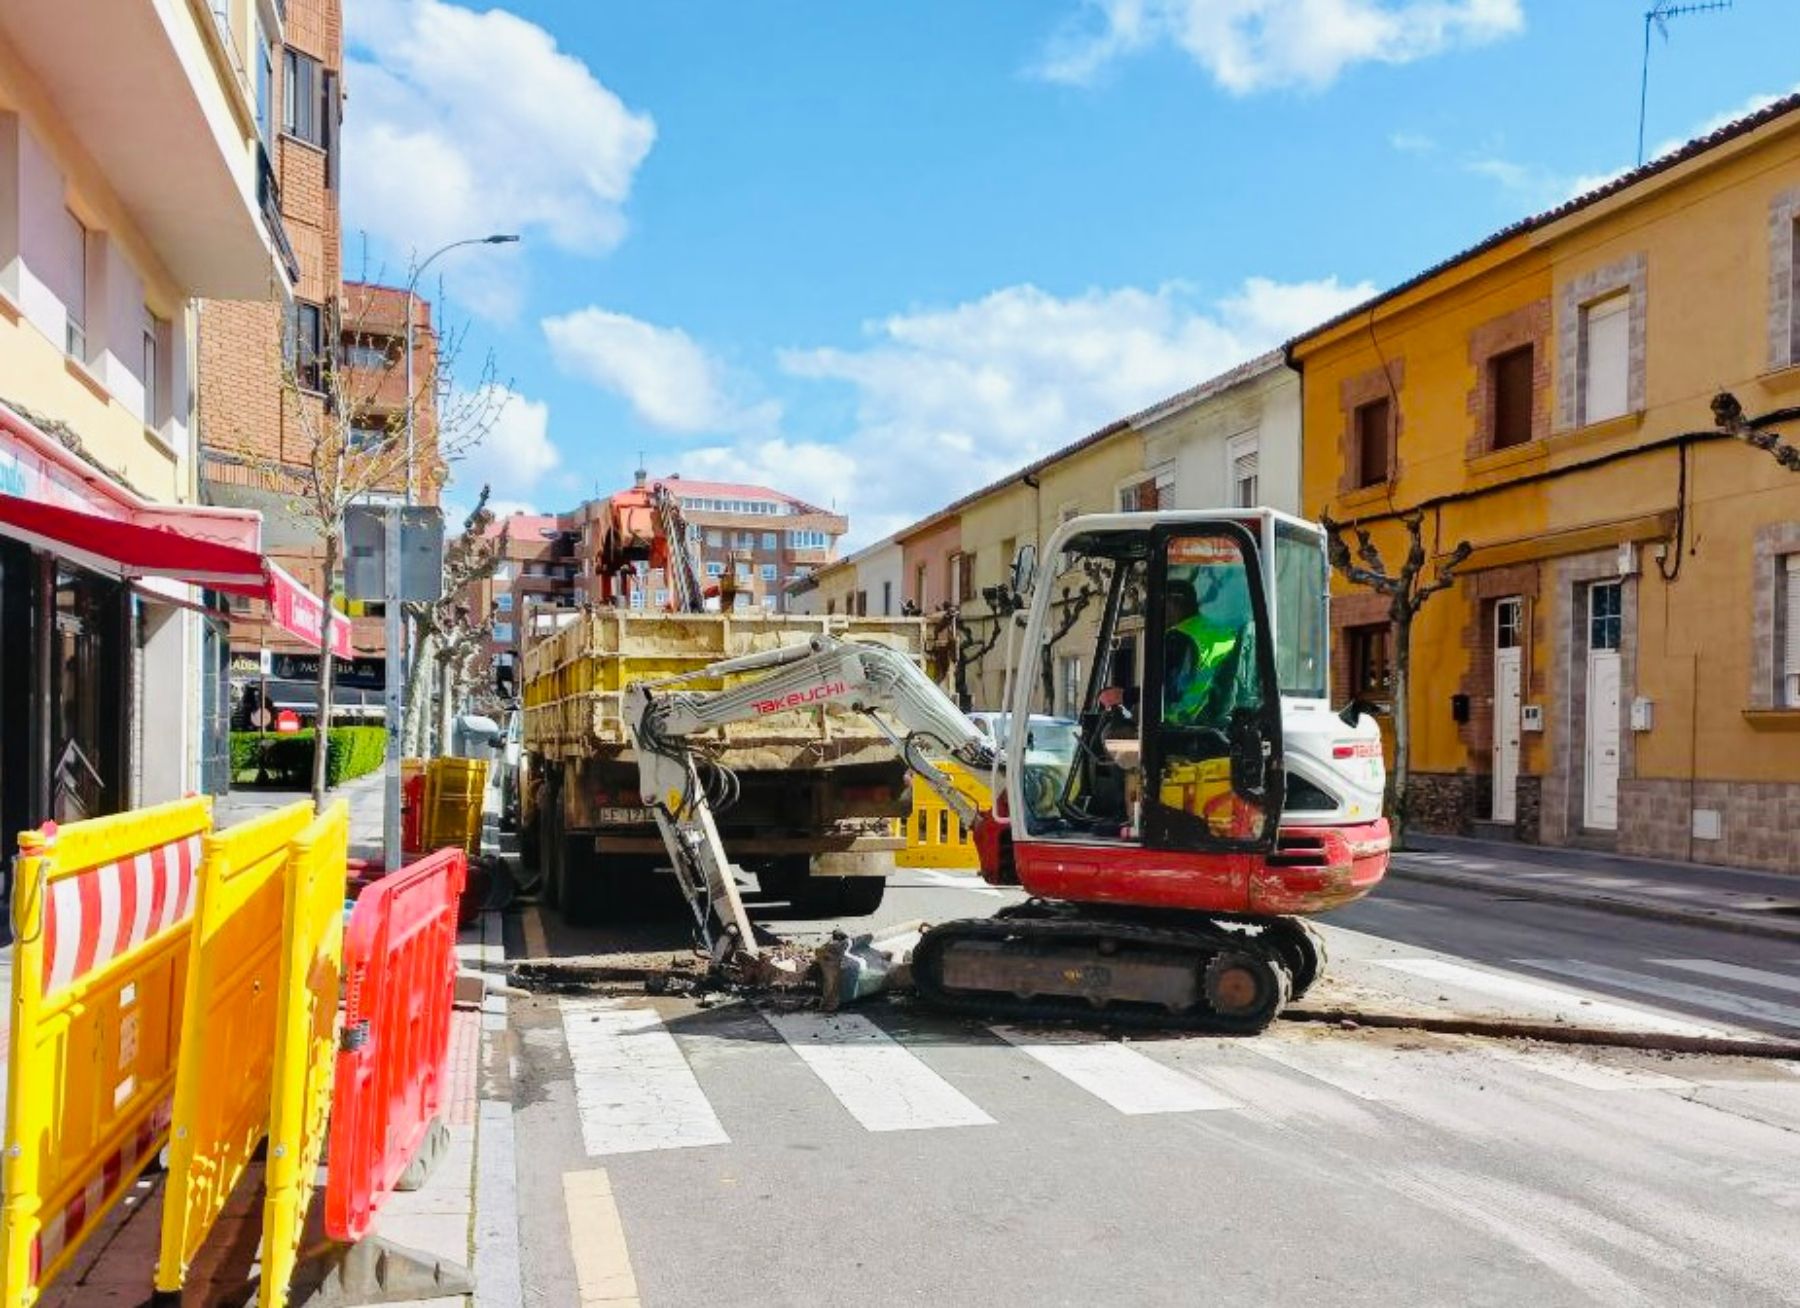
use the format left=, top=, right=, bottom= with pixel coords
left=762, top=1009, right=994, bottom=1132
left=562, top=998, right=730, bottom=1156
left=991, top=1027, right=1241, bottom=1114
left=1516, top=958, right=1800, bottom=1031
left=1653, top=958, right=1800, bottom=996
left=1374, top=958, right=1727, bottom=1037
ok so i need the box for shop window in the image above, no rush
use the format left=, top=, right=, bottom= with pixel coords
left=1490, top=345, right=1535, bottom=449
left=1348, top=623, right=1393, bottom=701
left=1579, top=293, right=1629, bottom=425
left=1354, top=398, right=1391, bottom=487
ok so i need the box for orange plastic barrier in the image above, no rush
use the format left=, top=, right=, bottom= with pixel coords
left=154, top=801, right=313, bottom=1296
left=1, top=797, right=211, bottom=1306
left=325, top=848, right=468, bottom=1242
left=260, top=801, right=350, bottom=1307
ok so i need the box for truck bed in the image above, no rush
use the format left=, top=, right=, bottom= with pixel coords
left=521, top=609, right=929, bottom=769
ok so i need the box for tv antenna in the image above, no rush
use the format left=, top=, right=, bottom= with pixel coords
left=1639, top=1, right=1731, bottom=165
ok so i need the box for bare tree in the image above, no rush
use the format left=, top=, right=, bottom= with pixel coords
left=1711, top=391, right=1800, bottom=469
left=1039, top=561, right=1108, bottom=709
left=403, top=488, right=510, bottom=753
left=211, top=291, right=509, bottom=807
left=1320, top=509, right=1472, bottom=848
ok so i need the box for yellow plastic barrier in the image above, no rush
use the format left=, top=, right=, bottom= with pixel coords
left=1, top=796, right=211, bottom=1307
left=895, top=762, right=990, bottom=870
left=153, top=801, right=313, bottom=1296
left=422, top=757, right=487, bottom=856
left=260, top=800, right=350, bottom=1307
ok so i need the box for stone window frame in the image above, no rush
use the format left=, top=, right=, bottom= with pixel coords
left=1768, top=187, right=1800, bottom=372
left=1749, top=521, right=1800, bottom=711
left=1555, top=253, right=1647, bottom=433
left=1541, top=551, right=1638, bottom=844
left=1337, top=359, right=1405, bottom=495
left=1465, top=299, right=1551, bottom=460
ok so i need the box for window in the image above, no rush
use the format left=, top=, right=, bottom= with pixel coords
left=1273, top=524, right=1328, bottom=700
left=1348, top=624, right=1393, bottom=701
left=655, top=589, right=669, bottom=608
left=496, top=593, right=513, bottom=612
left=494, top=562, right=513, bottom=582
left=789, top=530, right=828, bottom=550
left=345, top=341, right=389, bottom=370
left=1589, top=581, right=1622, bottom=652
left=738, top=531, right=755, bottom=548
left=1057, top=655, right=1083, bottom=720
left=856, top=590, right=868, bottom=616
left=62, top=209, right=88, bottom=359
left=705, top=561, right=724, bottom=578
left=881, top=580, right=892, bottom=615
left=1496, top=597, right=1522, bottom=649
left=493, top=622, right=514, bottom=643
left=1579, top=293, right=1629, bottom=425
left=687, top=523, right=701, bottom=542
left=1118, top=463, right=1174, bottom=512
left=827, top=599, right=836, bottom=615
left=1783, top=556, right=1800, bottom=708
left=914, top=562, right=928, bottom=609
left=761, top=532, right=777, bottom=550
left=254, top=19, right=274, bottom=147
left=1354, top=397, right=1391, bottom=487
left=706, top=529, right=723, bottom=546
left=735, top=561, right=751, bottom=579
left=948, top=552, right=974, bottom=606
left=630, top=589, right=645, bottom=610
left=1791, top=217, right=1800, bottom=363
left=763, top=594, right=778, bottom=610
left=348, top=422, right=387, bottom=450
left=1491, top=345, right=1535, bottom=449
left=141, top=323, right=159, bottom=429
left=282, top=48, right=323, bottom=145
left=1228, top=433, right=1258, bottom=508
left=288, top=299, right=324, bottom=391
left=760, top=563, right=777, bottom=582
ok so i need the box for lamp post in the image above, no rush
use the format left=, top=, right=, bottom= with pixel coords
left=382, top=232, right=519, bottom=871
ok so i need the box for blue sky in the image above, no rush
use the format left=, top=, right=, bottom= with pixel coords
left=342, top=0, right=1799, bottom=543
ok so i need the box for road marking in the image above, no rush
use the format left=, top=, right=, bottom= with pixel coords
left=762, top=1009, right=993, bottom=1132
left=561, top=999, right=730, bottom=1156
left=1654, top=958, right=1800, bottom=996
left=1480, top=1043, right=1693, bottom=1091
left=1236, top=1035, right=1401, bottom=1101
left=1516, top=959, right=1800, bottom=1031
left=476, top=1100, right=524, bottom=1307
left=991, top=1028, right=1241, bottom=1114
left=564, top=1168, right=640, bottom=1307
left=1374, top=958, right=1726, bottom=1037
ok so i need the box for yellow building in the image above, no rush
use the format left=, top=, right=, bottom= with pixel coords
left=1292, top=94, right=1800, bottom=871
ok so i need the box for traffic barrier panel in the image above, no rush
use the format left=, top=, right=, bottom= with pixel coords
left=401, top=771, right=425, bottom=855
left=153, top=800, right=313, bottom=1296
left=325, top=847, right=467, bottom=1243
left=895, top=762, right=989, bottom=870
left=1, top=797, right=211, bottom=1307
left=260, top=800, right=351, bottom=1308
left=422, top=757, right=487, bottom=856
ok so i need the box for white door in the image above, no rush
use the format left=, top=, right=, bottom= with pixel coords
left=1584, top=582, right=1623, bottom=831
left=1492, top=646, right=1522, bottom=823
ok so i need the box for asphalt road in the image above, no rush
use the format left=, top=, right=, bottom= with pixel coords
left=506, top=871, right=1800, bottom=1307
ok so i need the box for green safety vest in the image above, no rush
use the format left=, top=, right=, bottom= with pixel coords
left=1166, top=615, right=1239, bottom=725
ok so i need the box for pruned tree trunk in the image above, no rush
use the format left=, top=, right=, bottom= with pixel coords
left=1390, top=614, right=1413, bottom=848
left=311, top=531, right=340, bottom=811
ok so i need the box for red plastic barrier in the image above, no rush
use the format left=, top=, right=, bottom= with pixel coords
left=400, top=773, right=425, bottom=856
left=324, top=847, right=466, bottom=1242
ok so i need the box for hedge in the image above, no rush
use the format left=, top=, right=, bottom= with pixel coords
left=230, top=727, right=388, bottom=789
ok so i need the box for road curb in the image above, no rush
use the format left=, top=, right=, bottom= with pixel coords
left=1387, top=863, right=1800, bottom=943
left=1282, top=1006, right=1800, bottom=1059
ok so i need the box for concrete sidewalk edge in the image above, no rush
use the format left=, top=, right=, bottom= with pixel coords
left=1387, top=862, right=1800, bottom=943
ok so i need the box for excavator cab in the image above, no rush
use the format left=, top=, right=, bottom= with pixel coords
left=1003, top=516, right=1285, bottom=908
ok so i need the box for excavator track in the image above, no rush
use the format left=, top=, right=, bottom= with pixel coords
left=910, top=903, right=1296, bottom=1035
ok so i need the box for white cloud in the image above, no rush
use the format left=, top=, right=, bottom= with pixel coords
left=1035, top=0, right=1522, bottom=92
left=772, top=275, right=1373, bottom=544
left=343, top=0, right=655, bottom=317
left=1389, top=130, right=1437, bottom=153
left=443, top=384, right=560, bottom=512
left=542, top=307, right=779, bottom=435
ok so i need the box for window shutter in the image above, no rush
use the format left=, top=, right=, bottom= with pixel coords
left=1581, top=294, right=1630, bottom=423
left=1784, top=556, right=1800, bottom=685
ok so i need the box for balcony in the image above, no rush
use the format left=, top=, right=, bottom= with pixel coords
left=258, top=146, right=301, bottom=285
left=0, top=1, right=289, bottom=297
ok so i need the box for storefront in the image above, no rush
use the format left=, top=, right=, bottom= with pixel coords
left=0, top=401, right=346, bottom=848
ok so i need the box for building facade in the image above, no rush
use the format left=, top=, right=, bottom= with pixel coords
left=475, top=511, right=579, bottom=695
left=1293, top=95, right=1800, bottom=871
left=0, top=0, right=294, bottom=835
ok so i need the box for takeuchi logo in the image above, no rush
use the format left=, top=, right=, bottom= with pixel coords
left=753, top=681, right=846, bottom=714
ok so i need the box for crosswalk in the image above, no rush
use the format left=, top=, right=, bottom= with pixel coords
left=557, top=950, right=1800, bottom=1158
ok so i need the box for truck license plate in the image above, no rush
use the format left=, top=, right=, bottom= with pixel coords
left=598, top=806, right=654, bottom=825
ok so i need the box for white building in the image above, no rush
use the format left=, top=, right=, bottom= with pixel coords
left=1127, top=350, right=1301, bottom=515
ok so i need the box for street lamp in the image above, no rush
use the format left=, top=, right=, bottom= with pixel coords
left=384, top=232, right=518, bottom=870
left=403, top=232, right=519, bottom=503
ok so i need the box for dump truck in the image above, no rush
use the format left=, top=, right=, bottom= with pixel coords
left=520, top=606, right=928, bottom=925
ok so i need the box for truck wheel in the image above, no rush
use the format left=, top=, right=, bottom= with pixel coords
left=836, top=877, right=886, bottom=916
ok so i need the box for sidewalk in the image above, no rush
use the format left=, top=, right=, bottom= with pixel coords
left=1390, top=834, right=1800, bottom=941
left=24, top=773, right=519, bottom=1307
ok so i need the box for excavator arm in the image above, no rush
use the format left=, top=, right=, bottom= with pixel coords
left=623, top=636, right=996, bottom=969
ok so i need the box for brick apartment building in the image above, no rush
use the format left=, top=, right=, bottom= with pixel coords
left=473, top=512, right=582, bottom=696
left=195, top=0, right=438, bottom=720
